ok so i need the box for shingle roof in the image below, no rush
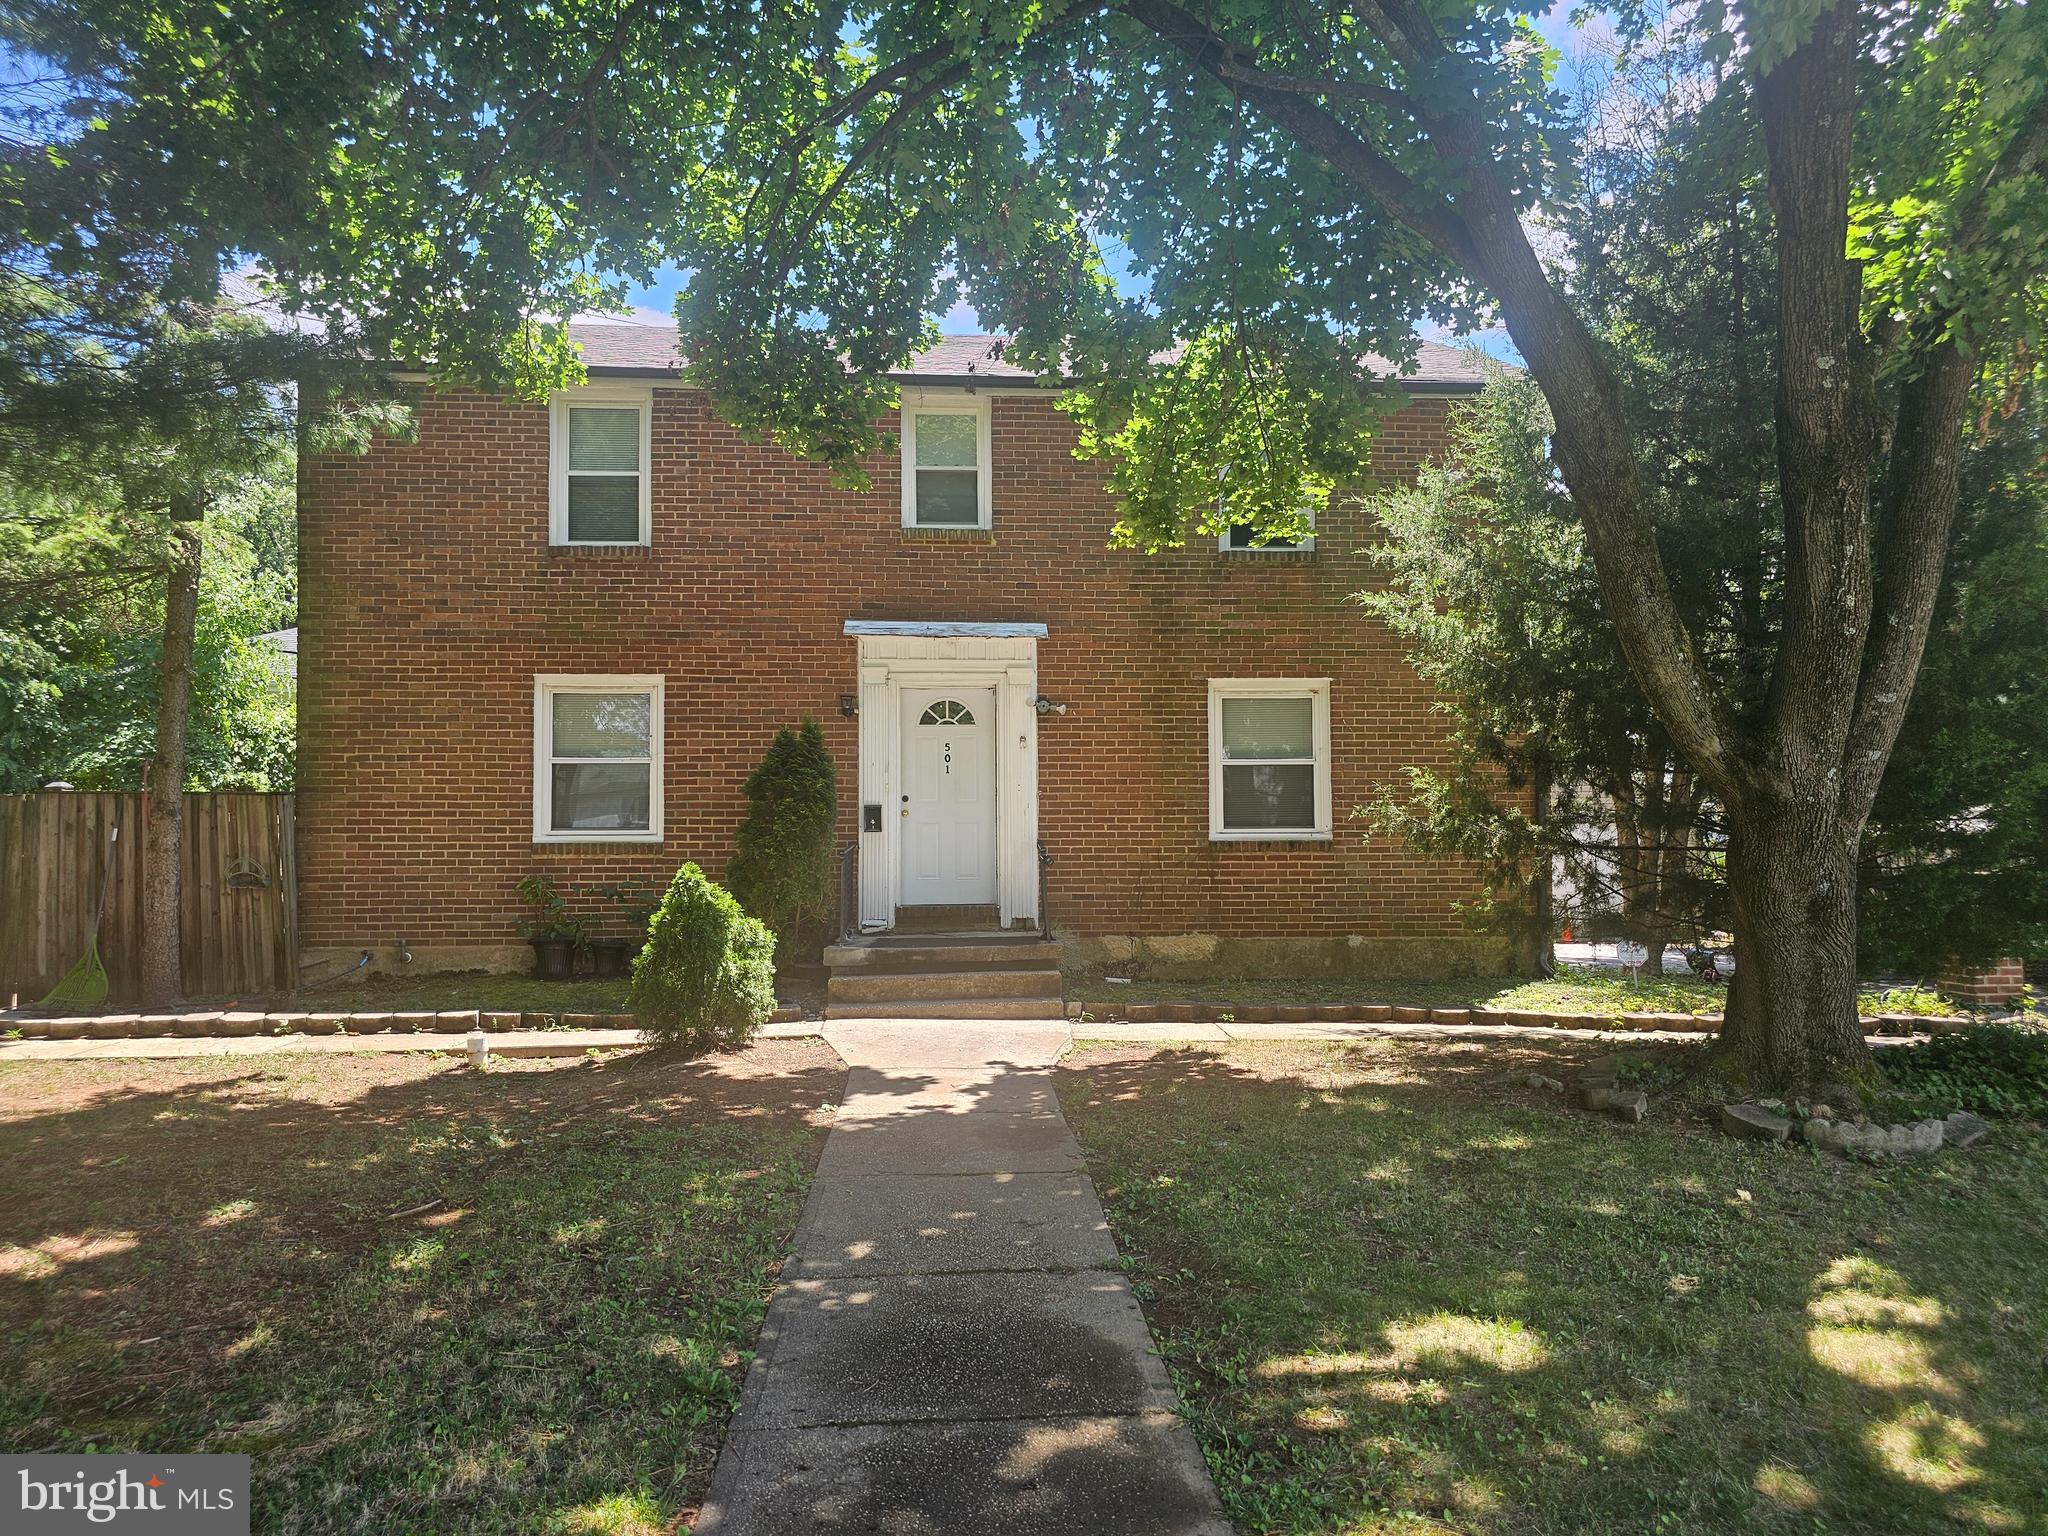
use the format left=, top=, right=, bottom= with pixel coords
left=567, top=321, right=1492, bottom=392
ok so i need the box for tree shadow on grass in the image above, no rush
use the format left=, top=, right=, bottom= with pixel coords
left=1056, top=1041, right=2048, bottom=1535
left=0, top=1043, right=846, bottom=1534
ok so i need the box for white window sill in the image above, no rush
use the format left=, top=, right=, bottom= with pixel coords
left=532, top=833, right=666, bottom=847
left=1208, top=830, right=1334, bottom=843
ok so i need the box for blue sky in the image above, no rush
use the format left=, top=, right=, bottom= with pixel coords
left=624, top=4, right=1584, bottom=365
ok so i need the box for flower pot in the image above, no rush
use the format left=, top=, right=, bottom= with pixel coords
left=530, top=936, right=577, bottom=981
left=588, top=938, right=635, bottom=979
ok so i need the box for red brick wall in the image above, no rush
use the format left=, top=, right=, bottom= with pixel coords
left=297, top=385, right=1512, bottom=956
left=1937, top=958, right=2026, bottom=1008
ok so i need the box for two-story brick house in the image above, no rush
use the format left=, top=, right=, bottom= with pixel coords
left=296, top=320, right=1527, bottom=993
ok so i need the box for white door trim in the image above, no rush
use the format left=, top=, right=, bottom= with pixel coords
left=852, top=629, right=1040, bottom=930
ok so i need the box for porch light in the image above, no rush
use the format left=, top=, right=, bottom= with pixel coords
left=839, top=694, right=858, bottom=718
left=1034, top=696, right=1068, bottom=716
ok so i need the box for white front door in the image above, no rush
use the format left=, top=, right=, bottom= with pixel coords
left=899, top=687, right=998, bottom=907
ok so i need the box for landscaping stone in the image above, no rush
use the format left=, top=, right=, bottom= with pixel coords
left=173, top=1011, right=224, bottom=1038
left=217, top=1011, right=266, bottom=1037
left=435, top=1009, right=481, bottom=1030
left=1579, top=1053, right=1623, bottom=1082
left=1356, top=1004, right=1392, bottom=1021
left=1799, top=1115, right=1949, bottom=1158
left=1721, top=1102, right=1794, bottom=1143
left=300, top=1013, right=349, bottom=1035
left=604, top=1012, right=640, bottom=1030
left=1621, top=1012, right=1660, bottom=1031
left=1607, top=1090, right=1649, bottom=1123
left=84, top=1015, right=140, bottom=1039
left=482, top=1011, right=521, bottom=1030
left=1124, top=1004, right=1162, bottom=1023
left=1276, top=1005, right=1318, bottom=1023
left=39, top=1018, right=89, bottom=1041
left=1428, top=1007, right=1471, bottom=1025
left=349, top=1012, right=393, bottom=1033
left=560, top=1012, right=602, bottom=1029
left=1942, top=1111, right=1992, bottom=1149
left=1467, top=1007, right=1507, bottom=1026
left=1390, top=1006, right=1430, bottom=1023
left=1238, top=1004, right=1277, bottom=1022
left=1509, top=1009, right=1548, bottom=1028
left=1525, top=1073, right=1564, bottom=1093
left=390, top=1011, right=439, bottom=1032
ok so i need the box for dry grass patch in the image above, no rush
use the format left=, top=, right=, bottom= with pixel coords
left=0, top=1042, right=843, bottom=1533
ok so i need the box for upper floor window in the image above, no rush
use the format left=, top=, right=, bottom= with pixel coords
left=550, top=386, right=651, bottom=545
left=900, top=388, right=992, bottom=528
left=1221, top=512, right=1315, bottom=554
left=1207, top=678, right=1333, bottom=841
left=533, top=674, right=664, bottom=842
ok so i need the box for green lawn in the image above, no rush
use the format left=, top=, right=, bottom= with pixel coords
left=294, top=969, right=635, bottom=1016
left=1057, top=1038, right=2047, bottom=1535
left=201, top=967, right=825, bottom=1020
left=1069, top=965, right=1958, bottom=1020
left=0, top=1042, right=843, bottom=1533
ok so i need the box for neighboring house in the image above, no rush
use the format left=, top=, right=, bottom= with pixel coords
left=254, top=626, right=298, bottom=678
left=296, top=323, right=1528, bottom=983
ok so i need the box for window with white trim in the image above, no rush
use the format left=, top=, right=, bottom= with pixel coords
left=1208, top=679, right=1332, bottom=840
left=533, top=675, right=663, bottom=842
left=900, top=388, right=992, bottom=528
left=549, top=386, right=651, bottom=545
left=1220, top=510, right=1316, bottom=553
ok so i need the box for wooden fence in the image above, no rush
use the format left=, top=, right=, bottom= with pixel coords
left=0, top=792, right=298, bottom=1004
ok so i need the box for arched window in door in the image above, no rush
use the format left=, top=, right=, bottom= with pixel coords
left=918, top=699, right=976, bottom=726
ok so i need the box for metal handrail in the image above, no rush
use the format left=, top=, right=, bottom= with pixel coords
left=1037, top=841, right=1054, bottom=940
left=836, top=844, right=858, bottom=940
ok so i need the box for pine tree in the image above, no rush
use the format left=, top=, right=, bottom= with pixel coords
left=726, top=718, right=839, bottom=951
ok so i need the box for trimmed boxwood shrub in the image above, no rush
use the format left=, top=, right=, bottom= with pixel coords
left=628, top=863, right=776, bottom=1053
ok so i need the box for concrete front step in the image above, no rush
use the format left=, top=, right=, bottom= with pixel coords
left=824, top=939, right=1062, bottom=971
left=824, top=996, right=1069, bottom=1020
left=828, top=968, right=1065, bottom=1004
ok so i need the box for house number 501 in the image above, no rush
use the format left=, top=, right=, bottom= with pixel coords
left=943, top=742, right=953, bottom=773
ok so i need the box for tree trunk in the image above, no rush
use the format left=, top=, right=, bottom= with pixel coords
left=1714, top=796, right=1869, bottom=1092
left=138, top=513, right=201, bottom=1008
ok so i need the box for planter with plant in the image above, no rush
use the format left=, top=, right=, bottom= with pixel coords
left=516, top=874, right=588, bottom=980
left=590, top=878, right=665, bottom=978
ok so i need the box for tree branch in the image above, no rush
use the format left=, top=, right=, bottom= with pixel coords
left=1838, top=334, right=1976, bottom=824
left=1120, top=0, right=1746, bottom=797
left=1750, top=0, right=1878, bottom=779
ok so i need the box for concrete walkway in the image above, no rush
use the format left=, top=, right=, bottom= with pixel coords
left=696, top=1019, right=1230, bottom=1535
